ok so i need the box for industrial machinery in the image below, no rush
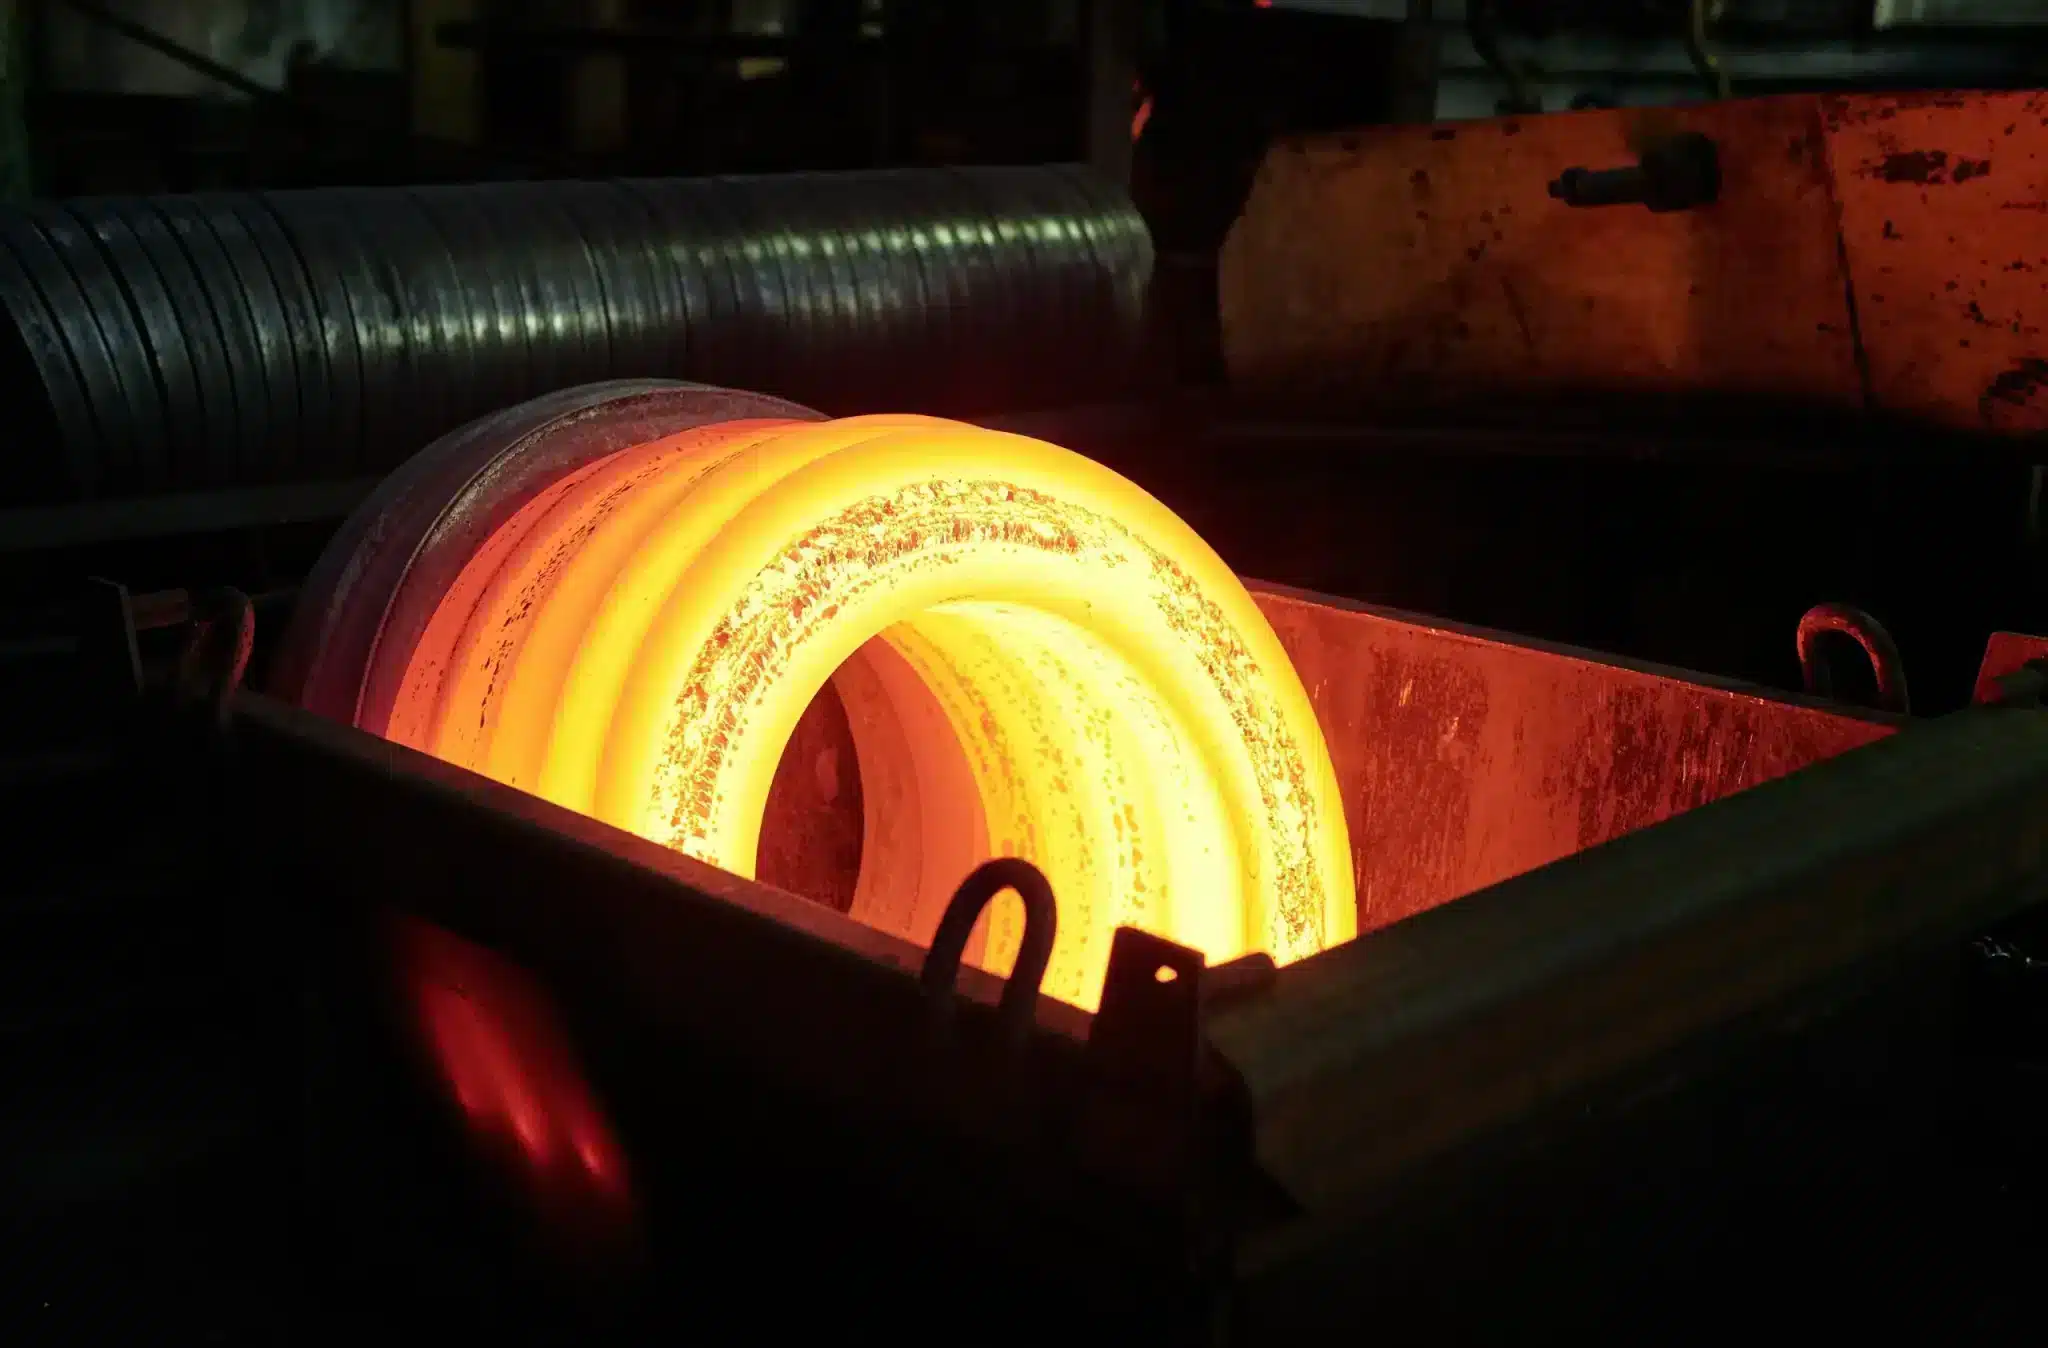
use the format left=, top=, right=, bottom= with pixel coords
left=13, top=87, right=2048, bottom=1344
left=70, top=390, right=2048, bottom=1339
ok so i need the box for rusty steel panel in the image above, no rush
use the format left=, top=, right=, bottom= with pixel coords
left=761, top=581, right=1892, bottom=939
left=1250, top=583, right=1894, bottom=934
left=757, top=582, right=1890, bottom=939
left=1213, top=696, right=2048, bottom=1248
left=1824, top=91, right=2048, bottom=434
left=1973, top=630, right=2048, bottom=703
left=1220, top=97, right=1862, bottom=411
left=1222, top=92, right=2048, bottom=434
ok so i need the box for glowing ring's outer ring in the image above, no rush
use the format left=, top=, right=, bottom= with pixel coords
left=568, top=420, right=1350, bottom=972
left=271, top=380, right=822, bottom=723
left=282, top=382, right=1355, bottom=1001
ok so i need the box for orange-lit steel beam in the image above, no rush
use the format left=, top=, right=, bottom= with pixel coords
left=1222, top=91, right=2048, bottom=436
left=1220, top=691, right=2048, bottom=1340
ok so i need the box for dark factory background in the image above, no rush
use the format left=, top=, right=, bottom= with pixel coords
left=8, top=2, right=2048, bottom=1344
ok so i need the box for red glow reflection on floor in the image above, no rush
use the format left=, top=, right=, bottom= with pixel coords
left=395, top=915, right=632, bottom=1219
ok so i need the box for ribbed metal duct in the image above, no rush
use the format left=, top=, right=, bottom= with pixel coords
left=0, top=165, right=1151, bottom=505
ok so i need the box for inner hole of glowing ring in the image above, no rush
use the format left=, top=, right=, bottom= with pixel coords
left=757, top=600, right=1239, bottom=1010
left=757, top=671, right=868, bottom=915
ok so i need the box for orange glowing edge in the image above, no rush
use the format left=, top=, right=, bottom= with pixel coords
left=380, top=414, right=1355, bottom=1010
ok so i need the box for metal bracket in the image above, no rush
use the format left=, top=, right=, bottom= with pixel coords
left=173, top=587, right=255, bottom=732
left=1548, top=132, right=1722, bottom=214
left=1974, top=633, right=2048, bottom=706
left=77, top=576, right=145, bottom=706
left=1076, top=927, right=1213, bottom=1205
left=1080, top=927, right=1253, bottom=1331
left=1091, top=927, right=1207, bottom=1090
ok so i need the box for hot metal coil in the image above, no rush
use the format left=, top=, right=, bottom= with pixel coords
left=0, top=166, right=1151, bottom=505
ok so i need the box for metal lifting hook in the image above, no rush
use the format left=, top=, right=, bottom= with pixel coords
left=920, top=858, right=1059, bottom=1047
left=1797, top=602, right=1911, bottom=717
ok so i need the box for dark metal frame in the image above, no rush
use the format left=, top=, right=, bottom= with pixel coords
left=120, top=574, right=1251, bottom=1334
left=91, top=571, right=2048, bottom=1340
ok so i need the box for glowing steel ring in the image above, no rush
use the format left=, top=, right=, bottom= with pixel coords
left=280, top=382, right=1355, bottom=1009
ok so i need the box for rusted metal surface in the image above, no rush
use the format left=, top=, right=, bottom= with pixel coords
left=1973, top=630, right=2048, bottom=704
left=712, top=580, right=1899, bottom=938
left=1826, top=91, right=2048, bottom=434
left=1221, top=92, right=2048, bottom=435
left=754, top=582, right=1893, bottom=938
left=1220, top=98, right=1862, bottom=412
left=1249, top=582, right=1894, bottom=935
left=1209, top=697, right=2048, bottom=1262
